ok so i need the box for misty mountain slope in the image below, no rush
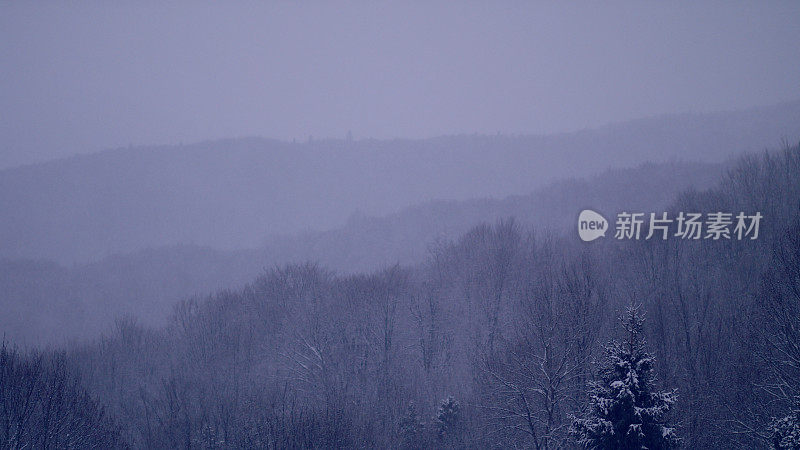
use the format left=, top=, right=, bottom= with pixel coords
left=0, top=159, right=724, bottom=346
left=0, top=245, right=257, bottom=346
left=66, top=144, right=800, bottom=449
left=262, top=160, right=726, bottom=272
left=1, top=100, right=798, bottom=264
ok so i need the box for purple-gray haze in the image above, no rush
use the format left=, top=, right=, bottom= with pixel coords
left=4, top=5, right=800, bottom=447
left=2, top=1, right=799, bottom=169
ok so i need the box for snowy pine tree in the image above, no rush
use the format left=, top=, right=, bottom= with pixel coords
left=572, top=306, right=680, bottom=449
left=435, top=396, right=462, bottom=443
left=771, top=406, right=800, bottom=449
left=399, top=401, right=425, bottom=449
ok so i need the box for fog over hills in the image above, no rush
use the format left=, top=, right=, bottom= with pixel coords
left=1, top=100, right=798, bottom=264
left=1, top=158, right=724, bottom=345
left=5, top=2, right=800, bottom=446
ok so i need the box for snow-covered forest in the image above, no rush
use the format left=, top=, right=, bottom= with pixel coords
left=2, top=143, right=800, bottom=448
left=3, top=2, right=800, bottom=448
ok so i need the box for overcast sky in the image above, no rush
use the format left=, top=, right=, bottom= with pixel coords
left=1, top=1, right=799, bottom=169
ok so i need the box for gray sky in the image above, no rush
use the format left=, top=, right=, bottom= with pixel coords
left=1, top=1, right=799, bottom=169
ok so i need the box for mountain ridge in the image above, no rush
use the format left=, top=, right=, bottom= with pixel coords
left=0, top=158, right=724, bottom=345
left=2, top=100, right=798, bottom=264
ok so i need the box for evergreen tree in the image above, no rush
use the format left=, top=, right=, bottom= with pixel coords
left=771, top=406, right=800, bottom=449
left=399, top=401, right=425, bottom=449
left=572, top=306, right=680, bottom=449
left=435, top=396, right=462, bottom=443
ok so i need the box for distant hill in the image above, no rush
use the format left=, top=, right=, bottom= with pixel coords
left=1, top=100, right=798, bottom=264
left=262, top=160, right=726, bottom=272
left=0, top=159, right=724, bottom=345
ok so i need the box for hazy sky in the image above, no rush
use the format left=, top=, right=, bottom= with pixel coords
left=2, top=1, right=799, bottom=169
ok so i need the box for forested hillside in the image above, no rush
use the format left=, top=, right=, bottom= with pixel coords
left=3, top=144, right=797, bottom=448
left=4, top=2, right=799, bottom=448
left=1, top=101, right=797, bottom=264
left=0, top=160, right=722, bottom=346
